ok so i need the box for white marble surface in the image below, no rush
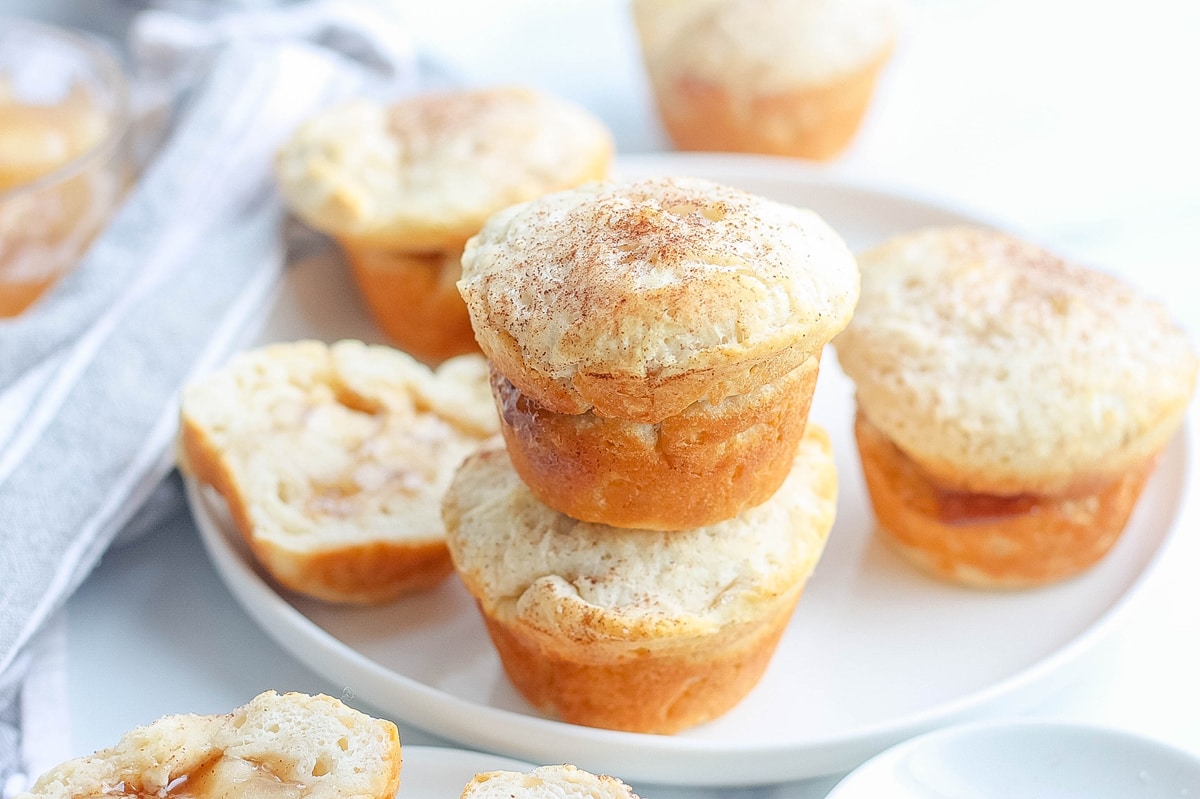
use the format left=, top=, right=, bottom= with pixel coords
left=31, top=0, right=1200, bottom=796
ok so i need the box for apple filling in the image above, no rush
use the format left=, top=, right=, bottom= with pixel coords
left=104, top=757, right=305, bottom=799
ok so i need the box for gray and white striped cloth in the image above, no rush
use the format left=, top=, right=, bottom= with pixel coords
left=0, top=4, right=416, bottom=791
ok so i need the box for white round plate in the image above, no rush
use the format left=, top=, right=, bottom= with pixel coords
left=187, top=153, right=1190, bottom=787
left=397, top=746, right=535, bottom=799
left=825, top=719, right=1200, bottom=798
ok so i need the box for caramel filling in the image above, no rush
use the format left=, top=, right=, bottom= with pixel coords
left=856, top=411, right=1119, bottom=526
left=279, top=398, right=462, bottom=519
left=103, top=758, right=305, bottom=799
left=932, top=488, right=1041, bottom=525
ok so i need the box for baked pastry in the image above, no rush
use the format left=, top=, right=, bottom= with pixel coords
left=460, top=765, right=640, bottom=799
left=459, top=175, right=857, bottom=529
left=178, top=339, right=498, bottom=604
left=17, top=691, right=401, bottom=799
left=632, top=0, right=901, bottom=160
left=834, top=226, right=1198, bottom=587
left=442, top=424, right=838, bottom=734
left=275, top=87, right=613, bottom=363
left=488, top=356, right=820, bottom=530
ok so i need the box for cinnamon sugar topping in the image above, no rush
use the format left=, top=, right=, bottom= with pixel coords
left=458, top=176, right=859, bottom=415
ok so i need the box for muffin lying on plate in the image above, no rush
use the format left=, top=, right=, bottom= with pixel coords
left=834, top=226, right=1197, bottom=587
left=459, top=175, right=858, bottom=530
left=16, top=691, right=401, bottom=799
left=178, top=339, right=497, bottom=604
left=442, top=424, right=838, bottom=734
left=461, top=765, right=640, bottom=799
left=275, top=86, right=613, bottom=364
left=632, top=0, right=902, bottom=160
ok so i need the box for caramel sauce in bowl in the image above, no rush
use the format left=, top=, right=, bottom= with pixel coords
left=0, top=18, right=130, bottom=316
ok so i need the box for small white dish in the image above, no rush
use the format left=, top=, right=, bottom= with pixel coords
left=826, top=718, right=1200, bottom=798
left=397, top=745, right=535, bottom=799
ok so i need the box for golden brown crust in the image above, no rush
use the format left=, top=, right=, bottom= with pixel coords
left=854, top=412, right=1157, bottom=588
left=651, top=47, right=892, bottom=160
left=478, top=589, right=800, bottom=734
left=491, top=355, right=819, bottom=530
left=252, top=537, right=454, bottom=600
left=338, top=237, right=480, bottom=364
left=484, top=332, right=812, bottom=426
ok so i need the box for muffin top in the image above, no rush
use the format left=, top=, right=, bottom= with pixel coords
left=633, top=0, right=902, bottom=92
left=275, top=86, right=612, bottom=249
left=459, top=176, right=859, bottom=422
left=441, top=424, right=836, bottom=652
left=834, top=226, right=1197, bottom=494
left=461, top=766, right=640, bottom=799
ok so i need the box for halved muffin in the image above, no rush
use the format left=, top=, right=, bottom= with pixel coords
left=17, top=691, right=401, bottom=799
left=178, top=339, right=497, bottom=604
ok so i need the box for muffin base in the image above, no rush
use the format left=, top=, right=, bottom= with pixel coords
left=339, top=237, right=479, bottom=365
left=491, top=355, right=820, bottom=530
left=478, top=589, right=802, bottom=734
left=854, top=412, right=1157, bottom=588
left=650, top=48, right=892, bottom=161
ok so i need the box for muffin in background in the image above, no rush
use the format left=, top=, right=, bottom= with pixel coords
left=833, top=226, right=1197, bottom=588
left=275, top=86, right=613, bottom=363
left=442, top=425, right=838, bottom=734
left=632, top=0, right=901, bottom=160
left=461, top=765, right=640, bottom=799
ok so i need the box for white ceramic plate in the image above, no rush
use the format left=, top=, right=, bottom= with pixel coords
left=825, top=719, right=1200, bottom=798
left=187, top=153, right=1190, bottom=787
left=396, top=746, right=535, bottom=799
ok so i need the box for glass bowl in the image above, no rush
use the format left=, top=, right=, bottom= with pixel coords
left=0, top=18, right=131, bottom=317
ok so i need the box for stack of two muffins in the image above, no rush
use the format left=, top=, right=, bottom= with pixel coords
left=441, top=176, right=860, bottom=734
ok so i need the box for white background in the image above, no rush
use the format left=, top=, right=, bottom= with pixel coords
left=11, top=0, right=1199, bottom=796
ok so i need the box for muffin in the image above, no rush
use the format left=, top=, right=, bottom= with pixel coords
left=461, top=766, right=640, bottom=799
left=178, top=339, right=498, bottom=604
left=441, top=424, right=838, bottom=734
left=834, top=226, right=1198, bottom=588
left=275, top=86, right=613, bottom=363
left=632, top=0, right=901, bottom=160
left=459, top=176, right=858, bottom=530
left=16, top=691, right=401, bottom=799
